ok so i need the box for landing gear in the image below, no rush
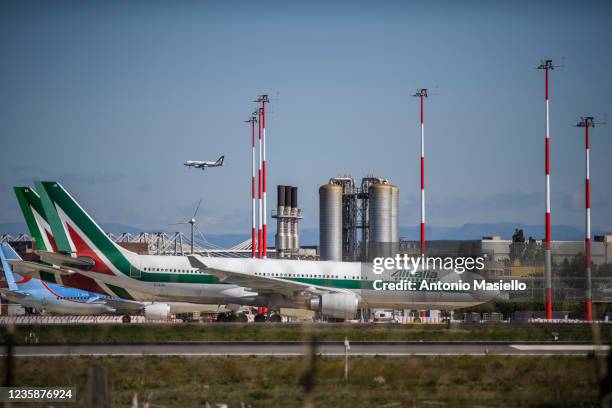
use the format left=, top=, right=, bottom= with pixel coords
left=122, top=315, right=131, bottom=324
left=269, top=314, right=282, bottom=323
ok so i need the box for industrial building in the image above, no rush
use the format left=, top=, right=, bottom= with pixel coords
left=479, top=235, right=612, bottom=303
left=319, top=176, right=399, bottom=262
left=482, top=235, right=612, bottom=266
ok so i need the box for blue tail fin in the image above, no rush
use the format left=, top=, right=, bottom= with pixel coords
left=0, top=243, right=43, bottom=291
left=0, top=243, right=20, bottom=290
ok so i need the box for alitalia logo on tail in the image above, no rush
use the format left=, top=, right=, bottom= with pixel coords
left=36, top=181, right=137, bottom=279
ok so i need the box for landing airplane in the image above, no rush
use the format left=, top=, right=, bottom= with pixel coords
left=184, top=155, right=224, bottom=170
left=11, top=181, right=499, bottom=321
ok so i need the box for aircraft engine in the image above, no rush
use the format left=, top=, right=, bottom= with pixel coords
left=308, top=293, right=358, bottom=320
left=144, top=303, right=171, bottom=320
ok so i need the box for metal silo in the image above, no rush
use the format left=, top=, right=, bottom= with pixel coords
left=390, top=184, right=399, bottom=243
left=390, top=184, right=399, bottom=256
left=368, top=182, right=393, bottom=259
left=319, top=183, right=342, bottom=261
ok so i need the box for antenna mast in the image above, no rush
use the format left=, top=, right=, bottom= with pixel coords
left=537, top=59, right=561, bottom=320
left=576, top=114, right=606, bottom=321
left=413, top=88, right=429, bottom=257
left=255, top=94, right=270, bottom=258
left=246, top=113, right=258, bottom=258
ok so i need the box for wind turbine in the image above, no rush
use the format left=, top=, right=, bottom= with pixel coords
left=170, top=199, right=202, bottom=254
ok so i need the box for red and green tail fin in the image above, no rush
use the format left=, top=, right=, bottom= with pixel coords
left=35, top=181, right=134, bottom=277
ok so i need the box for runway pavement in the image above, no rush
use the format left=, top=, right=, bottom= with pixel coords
left=3, top=342, right=610, bottom=357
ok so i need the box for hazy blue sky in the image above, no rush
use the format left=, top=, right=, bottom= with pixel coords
left=1, top=1, right=611, bottom=238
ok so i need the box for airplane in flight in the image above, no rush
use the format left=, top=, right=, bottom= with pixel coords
left=184, top=155, right=224, bottom=170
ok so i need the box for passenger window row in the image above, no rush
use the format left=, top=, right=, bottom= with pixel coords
left=142, top=267, right=202, bottom=274
left=253, top=272, right=365, bottom=280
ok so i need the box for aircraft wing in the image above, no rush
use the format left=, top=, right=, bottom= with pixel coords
left=8, top=260, right=75, bottom=277
left=100, top=298, right=144, bottom=313
left=0, top=288, right=29, bottom=299
left=187, top=255, right=354, bottom=298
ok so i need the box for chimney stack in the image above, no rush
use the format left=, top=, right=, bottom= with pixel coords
left=272, top=184, right=303, bottom=257
left=275, top=186, right=287, bottom=251
left=291, top=186, right=299, bottom=250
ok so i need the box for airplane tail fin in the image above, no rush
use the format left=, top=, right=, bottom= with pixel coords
left=14, top=187, right=57, bottom=252
left=217, top=155, right=224, bottom=165
left=0, top=243, right=41, bottom=291
left=0, top=243, right=19, bottom=291
left=34, top=181, right=134, bottom=277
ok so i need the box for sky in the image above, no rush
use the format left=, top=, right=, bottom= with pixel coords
left=1, top=0, right=611, bottom=239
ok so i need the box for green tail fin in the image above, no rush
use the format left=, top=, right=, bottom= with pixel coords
left=35, top=181, right=134, bottom=275
left=35, top=181, right=73, bottom=253
left=14, top=187, right=53, bottom=252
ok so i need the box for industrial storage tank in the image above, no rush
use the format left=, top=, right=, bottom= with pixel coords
left=390, top=184, right=399, bottom=243
left=368, top=182, right=399, bottom=259
left=319, top=183, right=342, bottom=261
left=369, top=183, right=393, bottom=243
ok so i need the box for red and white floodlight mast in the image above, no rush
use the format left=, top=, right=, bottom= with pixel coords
left=256, top=107, right=263, bottom=258
left=576, top=114, right=606, bottom=321
left=256, top=95, right=270, bottom=258
left=537, top=59, right=555, bottom=320
left=413, top=89, right=428, bottom=256
left=246, top=113, right=258, bottom=258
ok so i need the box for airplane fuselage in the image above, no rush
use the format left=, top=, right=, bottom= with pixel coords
left=76, top=253, right=494, bottom=311
left=184, top=161, right=222, bottom=169
left=1, top=288, right=115, bottom=315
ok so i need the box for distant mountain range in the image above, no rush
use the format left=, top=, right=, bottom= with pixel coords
left=2, top=221, right=610, bottom=248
